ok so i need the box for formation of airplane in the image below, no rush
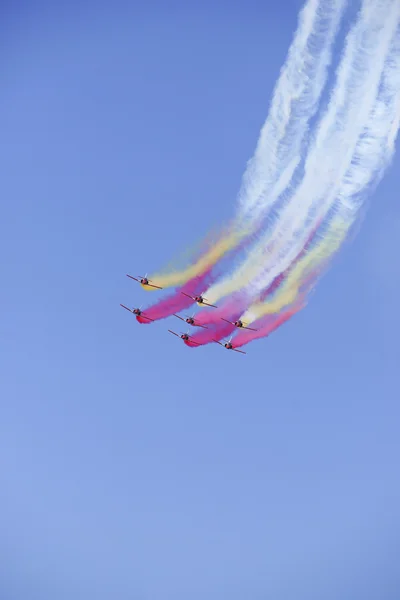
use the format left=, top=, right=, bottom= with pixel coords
left=122, top=272, right=247, bottom=354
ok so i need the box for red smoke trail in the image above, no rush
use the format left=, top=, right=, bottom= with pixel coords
left=184, top=339, right=197, bottom=348
left=185, top=338, right=204, bottom=348
left=232, top=302, right=303, bottom=348
left=136, top=313, right=156, bottom=324
left=136, top=268, right=213, bottom=323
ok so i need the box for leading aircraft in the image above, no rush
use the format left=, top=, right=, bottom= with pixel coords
left=181, top=292, right=217, bottom=307
left=168, top=330, right=201, bottom=345
left=126, top=274, right=163, bottom=289
left=120, top=304, right=154, bottom=322
left=173, top=314, right=208, bottom=328
left=213, top=339, right=246, bottom=354
left=221, top=318, right=257, bottom=331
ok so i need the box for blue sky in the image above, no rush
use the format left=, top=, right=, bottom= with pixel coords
left=1, top=2, right=399, bottom=599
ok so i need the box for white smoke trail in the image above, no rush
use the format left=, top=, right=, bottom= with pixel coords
left=237, top=0, right=347, bottom=224
left=252, top=0, right=400, bottom=293
left=208, top=0, right=400, bottom=304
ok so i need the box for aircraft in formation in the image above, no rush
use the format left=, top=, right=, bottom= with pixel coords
left=181, top=292, right=218, bottom=307
left=126, top=274, right=163, bottom=290
left=173, top=314, right=208, bottom=328
left=221, top=318, right=257, bottom=331
left=213, top=339, right=246, bottom=354
left=122, top=273, right=247, bottom=354
left=119, top=304, right=154, bottom=322
left=168, top=330, right=201, bottom=345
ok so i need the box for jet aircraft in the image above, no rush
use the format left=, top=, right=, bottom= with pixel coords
left=173, top=314, right=208, bottom=328
left=120, top=304, right=154, bottom=321
left=126, top=274, right=162, bottom=289
left=181, top=292, right=217, bottom=307
left=168, top=330, right=201, bottom=345
left=213, top=339, right=246, bottom=354
left=221, top=318, right=257, bottom=331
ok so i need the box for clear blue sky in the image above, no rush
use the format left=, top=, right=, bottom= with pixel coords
left=1, top=2, right=399, bottom=599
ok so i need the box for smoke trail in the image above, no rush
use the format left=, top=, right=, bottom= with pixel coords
left=246, top=0, right=400, bottom=295
left=205, top=0, right=400, bottom=306
left=238, top=0, right=347, bottom=222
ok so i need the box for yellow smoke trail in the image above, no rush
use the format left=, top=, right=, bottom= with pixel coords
left=148, top=224, right=252, bottom=289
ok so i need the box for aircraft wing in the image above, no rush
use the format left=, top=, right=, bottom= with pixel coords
left=146, top=283, right=163, bottom=289
left=168, top=330, right=180, bottom=338
left=202, top=300, right=217, bottom=308
left=181, top=292, right=194, bottom=300
left=120, top=303, right=133, bottom=312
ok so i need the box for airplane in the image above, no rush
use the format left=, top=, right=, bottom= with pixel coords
left=126, top=274, right=163, bottom=289
left=120, top=304, right=154, bottom=322
left=173, top=314, right=208, bottom=329
left=221, top=318, right=257, bottom=331
left=168, top=330, right=201, bottom=345
left=181, top=292, right=217, bottom=307
left=213, top=339, right=246, bottom=354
